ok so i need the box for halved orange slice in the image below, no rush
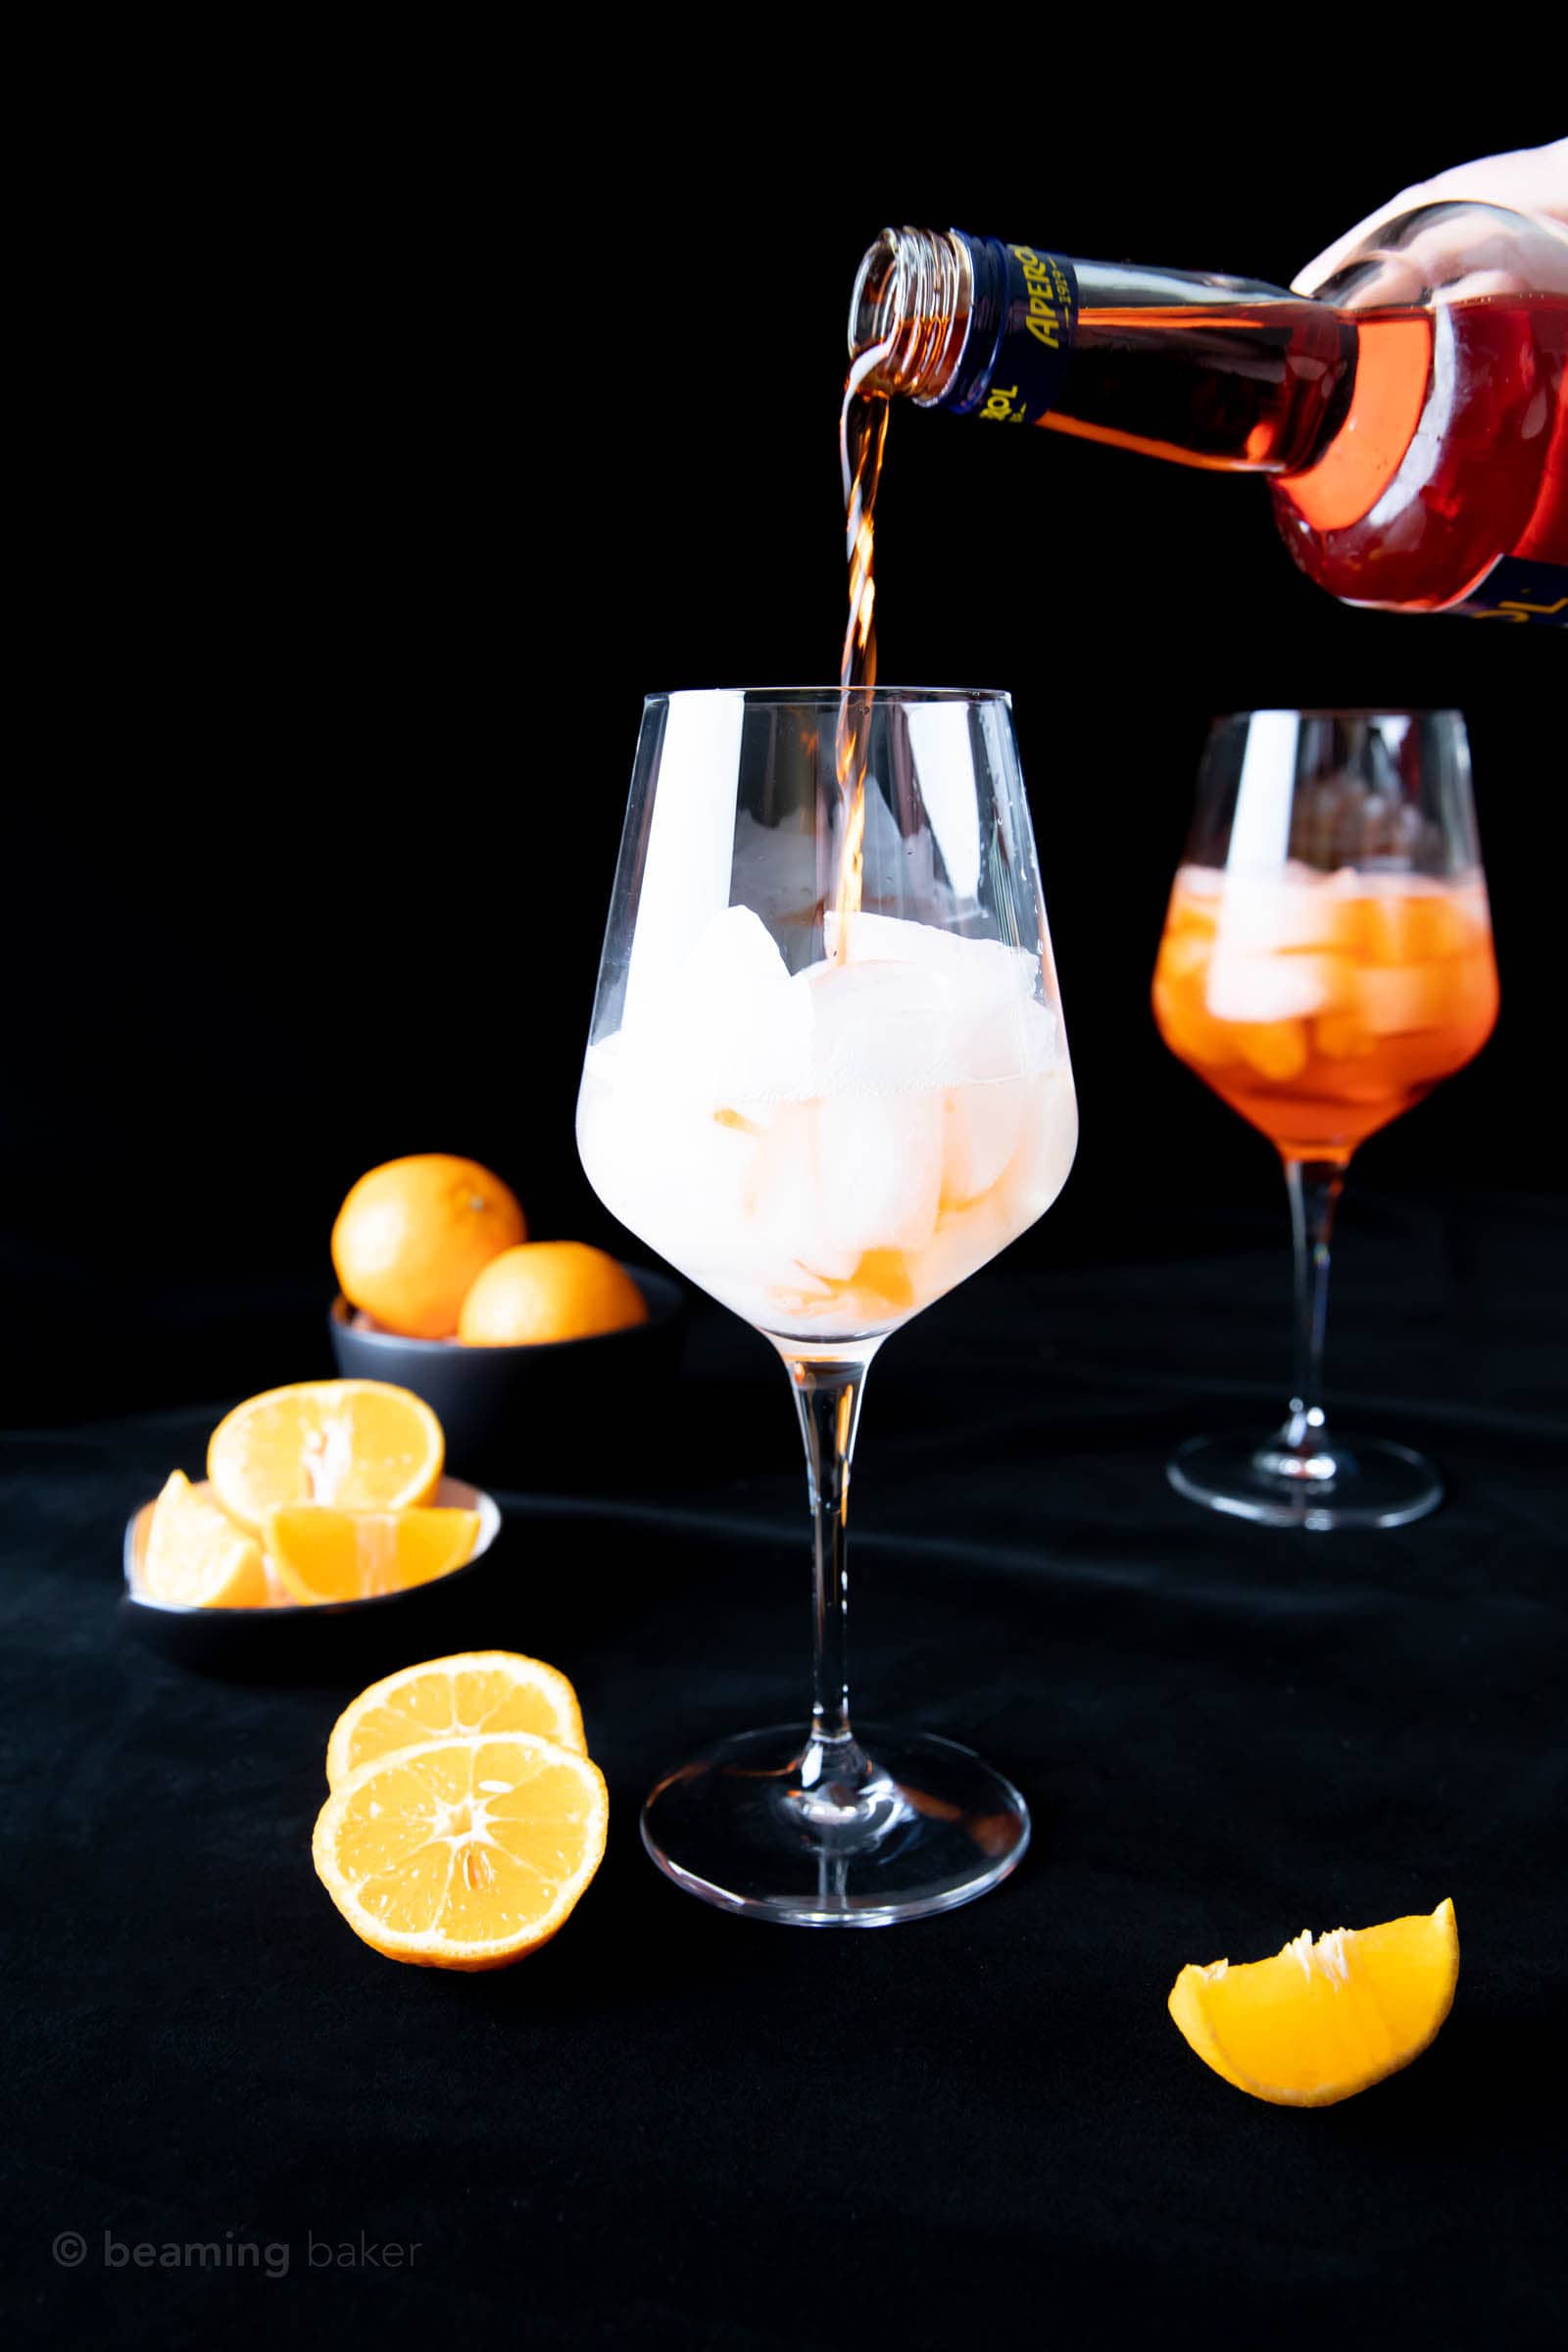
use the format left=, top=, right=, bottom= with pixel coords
left=265, top=1506, right=480, bottom=1605
left=325, top=1651, right=586, bottom=1788
left=142, top=1470, right=270, bottom=1608
left=1169, top=1898, right=1458, bottom=2106
left=313, top=1734, right=608, bottom=1969
left=207, top=1379, right=443, bottom=1533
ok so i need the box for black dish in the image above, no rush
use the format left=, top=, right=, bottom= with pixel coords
left=326, top=1262, right=687, bottom=1491
left=121, top=1477, right=504, bottom=1680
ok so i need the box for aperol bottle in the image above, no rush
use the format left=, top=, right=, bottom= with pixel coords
left=848, top=203, right=1567, bottom=622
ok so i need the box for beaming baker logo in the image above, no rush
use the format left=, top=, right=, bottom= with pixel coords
left=52, top=2228, right=423, bottom=2278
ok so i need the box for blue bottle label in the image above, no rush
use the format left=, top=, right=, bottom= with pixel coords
left=1450, top=556, right=1568, bottom=624
left=949, top=242, right=1080, bottom=424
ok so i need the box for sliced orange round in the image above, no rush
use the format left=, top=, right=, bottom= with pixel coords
left=207, top=1379, right=443, bottom=1534
left=142, top=1471, right=270, bottom=1609
left=325, top=1651, right=586, bottom=1788
left=1168, top=1898, right=1458, bottom=2106
left=265, top=1505, right=480, bottom=1605
left=313, top=1734, right=608, bottom=1970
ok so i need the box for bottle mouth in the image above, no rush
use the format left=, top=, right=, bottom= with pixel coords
left=847, top=227, right=972, bottom=403
left=848, top=230, right=902, bottom=356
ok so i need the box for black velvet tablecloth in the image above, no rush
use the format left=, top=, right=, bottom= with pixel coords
left=4, top=1189, right=1565, bottom=2349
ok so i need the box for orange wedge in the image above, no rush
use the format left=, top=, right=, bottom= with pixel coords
left=142, top=1471, right=270, bottom=1608
left=265, top=1506, right=480, bottom=1605
left=313, top=1734, right=608, bottom=1969
left=325, top=1651, right=586, bottom=1788
left=1169, top=1898, right=1458, bottom=2106
left=207, top=1379, right=443, bottom=1534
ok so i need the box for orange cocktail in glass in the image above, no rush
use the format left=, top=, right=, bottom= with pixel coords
left=1153, top=863, right=1497, bottom=1163
left=1153, top=708, right=1496, bottom=1532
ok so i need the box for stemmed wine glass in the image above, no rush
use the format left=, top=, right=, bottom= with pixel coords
left=1152, top=709, right=1497, bottom=1530
left=577, top=688, right=1077, bottom=1924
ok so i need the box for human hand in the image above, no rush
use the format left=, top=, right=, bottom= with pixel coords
left=1293, top=137, right=1568, bottom=297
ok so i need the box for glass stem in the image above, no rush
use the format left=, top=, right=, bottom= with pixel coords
left=786, top=1354, right=874, bottom=1791
left=1282, top=1157, right=1344, bottom=1456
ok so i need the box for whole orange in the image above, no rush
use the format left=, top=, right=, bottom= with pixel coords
left=458, top=1243, right=648, bottom=1347
left=332, top=1156, right=527, bottom=1339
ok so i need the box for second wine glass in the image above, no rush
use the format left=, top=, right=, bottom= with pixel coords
left=1152, top=709, right=1498, bottom=1530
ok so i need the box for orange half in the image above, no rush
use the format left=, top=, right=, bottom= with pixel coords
left=313, top=1734, right=608, bottom=1970
left=207, top=1379, right=443, bottom=1533
left=325, top=1651, right=586, bottom=1787
left=1169, top=1898, right=1458, bottom=2106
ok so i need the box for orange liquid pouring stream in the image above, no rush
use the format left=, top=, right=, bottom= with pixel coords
left=834, top=346, right=891, bottom=955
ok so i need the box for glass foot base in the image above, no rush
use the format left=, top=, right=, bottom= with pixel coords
left=641, top=1723, right=1031, bottom=1927
left=1168, top=1430, right=1443, bottom=1530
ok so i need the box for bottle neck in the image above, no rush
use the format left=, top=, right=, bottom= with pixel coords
left=849, top=226, right=1357, bottom=474
left=849, top=228, right=1081, bottom=414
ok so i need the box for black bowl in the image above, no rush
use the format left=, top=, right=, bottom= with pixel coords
left=327, top=1261, right=687, bottom=1492
left=122, top=1477, right=506, bottom=1679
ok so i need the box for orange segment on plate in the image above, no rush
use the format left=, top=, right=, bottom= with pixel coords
left=1168, top=1898, right=1458, bottom=2106
left=313, top=1734, right=608, bottom=1970
left=325, top=1651, right=587, bottom=1788
left=265, top=1506, right=481, bottom=1605
left=207, top=1379, right=443, bottom=1534
left=142, top=1471, right=270, bottom=1609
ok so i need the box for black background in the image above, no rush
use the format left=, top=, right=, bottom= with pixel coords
left=5, top=76, right=1567, bottom=2352
left=5, top=95, right=1562, bottom=1422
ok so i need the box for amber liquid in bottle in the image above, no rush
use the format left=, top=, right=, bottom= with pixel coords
left=1271, top=297, right=1568, bottom=610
